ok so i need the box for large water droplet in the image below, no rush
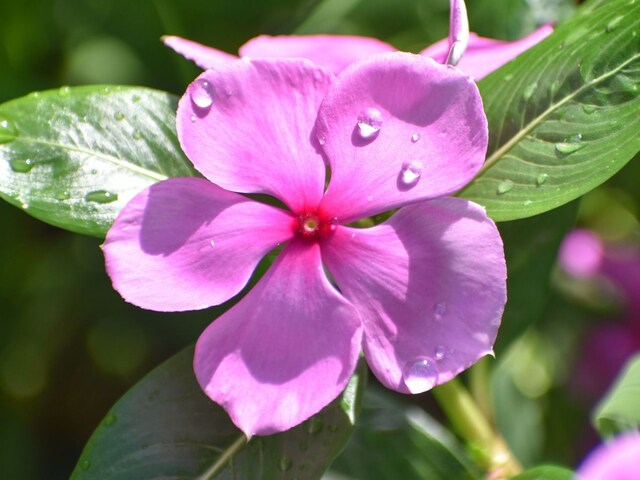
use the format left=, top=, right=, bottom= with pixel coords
left=523, top=82, right=537, bottom=101
left=306, top=416, right=324, bottom=434
left=191, top=79, right=213, bottom=109
left=402, top=357, right=439, bottom=392
left=434, top=302, right=446, bottom=320
left=0, top=118, right=19, bottom=144
left=356, top=108, right=383, bottom=139
left=9, top=158, right=34, bottom=173
left=497, top=180, right=514, bottom=195
left=85, top=190, right=118, bottom=204
left=536, top=173, right=549, bottom=186
left=555, top=135, right=584, bottom=155
left=399, top=160, right=423, bottom=188
left=278, top=457, right=293, bottom=471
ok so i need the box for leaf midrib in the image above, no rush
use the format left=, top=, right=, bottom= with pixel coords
left=16, top=135, right=169, bottom=182
left=475, top=51, right=640, bottom=178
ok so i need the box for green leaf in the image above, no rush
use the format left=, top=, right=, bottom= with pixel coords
left=0, top=86, right=195, bottom=238
left=326, top=388, right=480, bottom=480
left=71, top=347, right=367, bottom=479
left=461, top=0, right=640, bottom=221
left=593, top=353, right=640, bottom=438
left=511, top=465, right=574, bottom=480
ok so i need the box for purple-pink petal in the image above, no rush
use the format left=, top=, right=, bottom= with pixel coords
left=177, top=59, right=332, bottom=212
left=239, top=34, right=396, bottom=75
left=194, top=240, right=362, bottom=436
left=577, top=433, right=640, bottom=480
left=316, top=52, right=488, bottom=223
left=162, top=35, right=237, bottom=69
left=102, top=177, right=293, bottom=312
left=421, top=25, right=553, bottom=80
left=321, top=197, right=506, bottom=393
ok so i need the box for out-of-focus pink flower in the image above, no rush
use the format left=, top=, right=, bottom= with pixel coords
left=577, top=433, right=640, bottom=480
left=558, top=229, right=605, bottom=278
left=103, top=53, right=506, bottom=436
left=163, top=25, right=552, bottom=80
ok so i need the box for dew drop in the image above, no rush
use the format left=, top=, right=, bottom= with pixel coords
left=104, top=87, right=111, bottom=94
left=306, top=416, right=324, bottom=435
left=433, top=302, right=446, bottom=320
left=434, top=346, right=445, bottom=360
left=85, top=190, right=118, bottom=204
left=190, top=115, right=197, bottom=123
left=523, top=82, right=537, bottom=101
left=399, top=160, right=423, bottom=188
left=496, top=180, right=514, bottom=195
left=0, top=117, right=19, bottom=144
left=81, top=459, right=91, bottom=471
left=606, top=16, right=624, bottom=33
left=191, top=79, right=213, bottom=109
left=132, top=130, right=142, bottom=140
left=132, top=95, right=141, bottom=103
left=317, top=134, right=326, bottom=146
left=536, top=173, right=549, bottom=186
left=103, top=414, right=117, bottom=426
left=113, top=111, right=125, bottom=121
left=278, top=457, right=293, bottom=471
left=555, top=135, right=585, bottom=155
left=523, top=200, right=533, bottom=206
left=20, top=201, right=29, bottom=209
left=58, top=86, right=71, bottom=97
left=356, top=107, right=383, bottom=139
left=9, top=158, right=34, bottom=173
left=54, top=190, right=71, bottom=201
left=402, top=357, right=439, bottom=392
left=411, top=132, right=420, bottom=143
left=366, top=194, right=374, bottom=202
left=582, top=104, right=597, bottom=114
left=209, top=240, right=216, bottom=248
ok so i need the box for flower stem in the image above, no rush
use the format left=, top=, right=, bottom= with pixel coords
left=197, top=434, right=248, bottom=480
left=432, top=377, right=522, bottom=479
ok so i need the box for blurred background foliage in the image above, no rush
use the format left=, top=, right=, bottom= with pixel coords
left=0, top=0, right=638, bottom=478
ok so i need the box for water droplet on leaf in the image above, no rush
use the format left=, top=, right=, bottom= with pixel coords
left=113, top=111, right=125, bottom=121
left=54, top=190, right=71, bottom=201
left=9, top=158, right=34, bottom=173
left=523, top=200, right=533, bottom=206
left=606, top=16, right=624, bottom=33
left=555, top=135, right=585, bottom=155
left=356, top=107, right=383, bottom=139
left=132, top=95, right=141, bottom=103
left=306, top=416, right=324, bottom=434
left=58, top=86, right=71, bottom=97
left=132, top=130, right=142, bottom=140
left=523, top=83, right=537, bottom=101
left=191, top=79, right=213, bottom=109
left=279, top=457, right=293, bottom=471
left=399, top=160, right=423, bottom=188
left=497, top=180, right=514, bottom=195
left=103, top=414, right=117, bottom=426
left=536, top=173, right=549, bottom=186
left=582, top=104, right=597, bottom=114
left=81, top=459, right=91, bottom=471
left=85, top=190, right=118, bottom=204
left=0, top=118, right=19, bottom=144
left=402, top=357, right=439, bottom=392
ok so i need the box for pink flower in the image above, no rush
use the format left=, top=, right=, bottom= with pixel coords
left=577, top=433, right=640, bottom=480
left=102, top=53, right=507, bottom=435
left=163, top=26, right=552, bottom=80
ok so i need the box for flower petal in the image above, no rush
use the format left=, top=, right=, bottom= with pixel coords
left=578, top=433, right=640, bottom=480
left=162, top=35, right=237, bottom=69
left=421, top=25, right=553, bottom=80
left=177, top=59, right=332, bottom=212
left=195, top=240, right=362, bottom=435
left=103, top=177, right=293, bottom=312
left=321, top=197, right=506, bottom=393
left=239, top=34, right=396, bottom=74
left=316, top=52, right=488, bottom=222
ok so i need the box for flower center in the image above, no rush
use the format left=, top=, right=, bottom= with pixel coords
left=296, top=212, right=338, bottom=239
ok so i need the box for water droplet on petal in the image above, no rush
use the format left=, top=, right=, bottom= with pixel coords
left=411, top=133, right=420, bottom=143
left=356, top=107, right=383, bottom=139
left=191, top=79, right=213, bottom=109
left=278, top=457, right=293, bottom=471
left=434, top=302, right=446, bottom=320
left=209, top=240, right=215, bottom=248
left=366, top=194, right=374, bottom=202
left=85, top=190, right=118, bottom=204
left=190, top=115, right=196, bottom=123
left=435, top=346, right=445, bottom=360
left=103, top=414, right=117, bottom=426
left=399, top=160, right=423, bottom=188
left=58, top=86, right=71, bottom=97
left=523, top=82, right=537, bottom=101
left=306, top=416, right=324, bottom=434
left=402, top=357, right=439, bottom=392
left=0, top=117, right=19, bottom=144
left=9, top=158, right=34, bottom=173
left=113, top=111, right=125, bottom=121
left=497, top=180, right=514, bottom=195
left=536, top=173, right=549, bottom=186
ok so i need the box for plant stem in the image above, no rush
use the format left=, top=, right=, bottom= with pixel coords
left=433, top=378, right=522, bottom=479
left=197, top=434, right=248, bottom=480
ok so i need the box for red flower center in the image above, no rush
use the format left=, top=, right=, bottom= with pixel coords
left=295, top=212, right=338, bottom=240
